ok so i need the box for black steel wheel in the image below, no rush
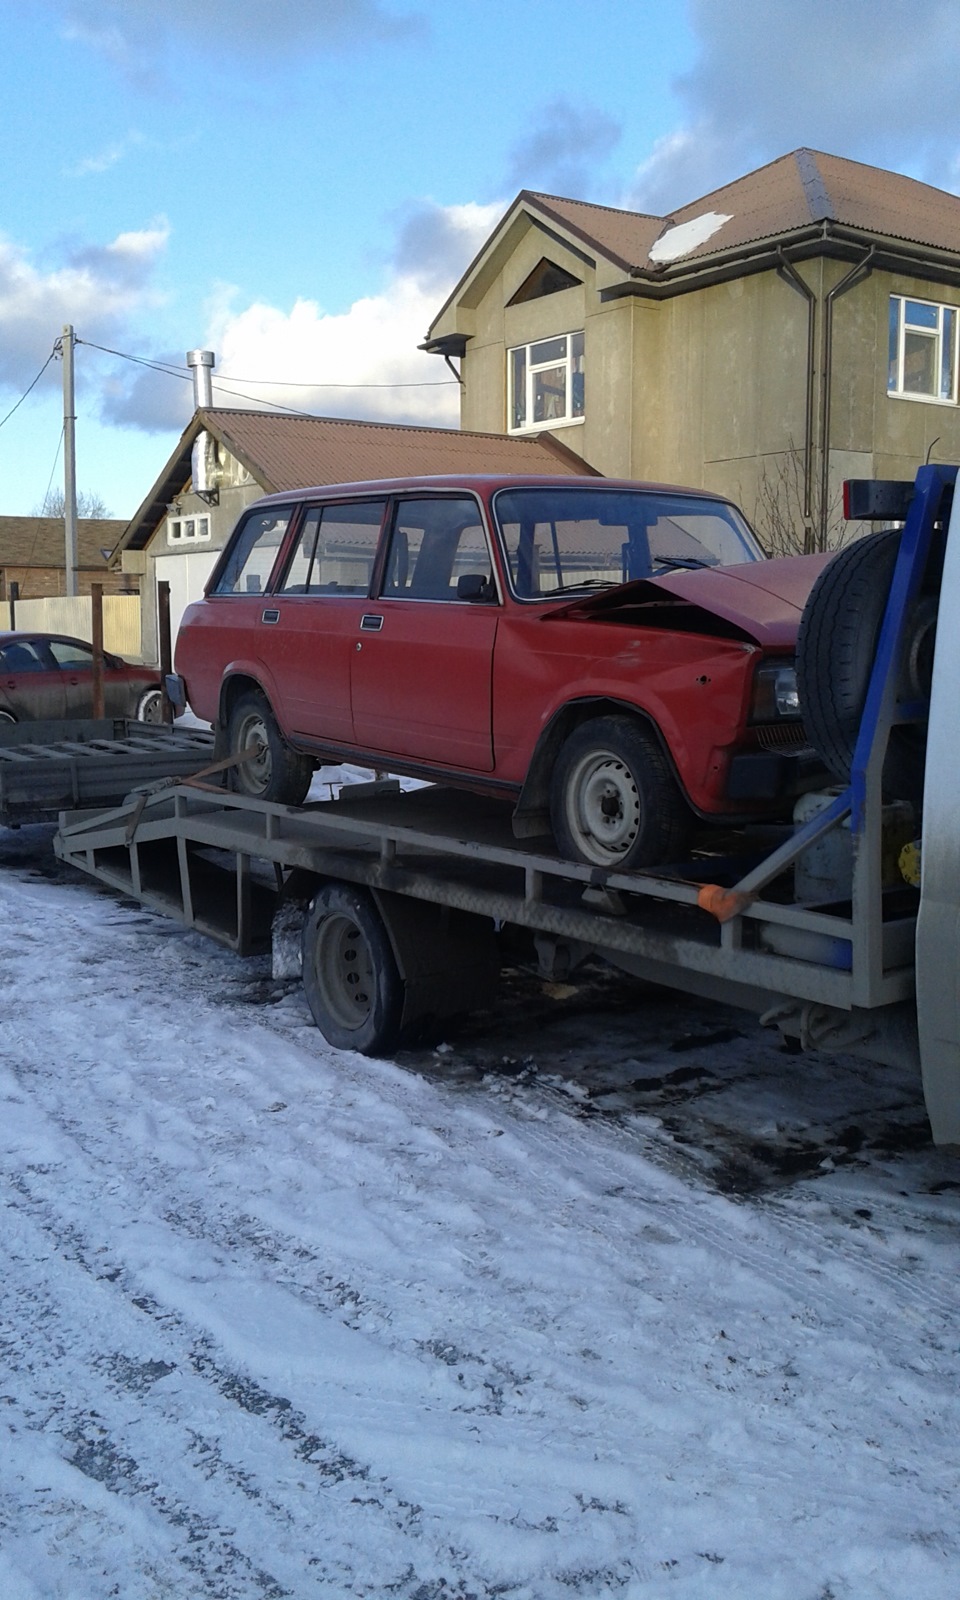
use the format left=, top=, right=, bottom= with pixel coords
left=795, top=529, right=932, bottom=803
left=550, top=715, right=690, bottom=870
left=227, top=689, right=313, bottom=805
left=301, top=883, right=404, bottom=1054
left=135, top=687, right=165, bottom=723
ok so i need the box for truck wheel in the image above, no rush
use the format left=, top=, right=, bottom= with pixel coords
left=796, top=529, right=930, bottom=803
left=301, top=883, right=404, bottom=1054
left=135, top=687, right=164, bottom=723
left=550, top=715, right=690, bottom=870
left=227, top=690, right=313, bottom=805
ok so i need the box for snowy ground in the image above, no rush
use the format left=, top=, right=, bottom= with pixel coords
left=1, top=788, right=959, bottom=1599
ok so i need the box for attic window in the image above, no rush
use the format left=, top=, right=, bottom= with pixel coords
left=168, top=513, right=211, bottom=545
left=507, top=258, right=581, bottom=305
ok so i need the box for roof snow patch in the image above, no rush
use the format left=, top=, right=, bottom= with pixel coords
left=649, top=211, right=733, bottom=263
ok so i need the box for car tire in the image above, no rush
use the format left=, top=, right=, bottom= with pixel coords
left=135, top=687, right=165, bottom=724
left=227, top=689, right=314, bottom=805
left=795, top=529, right=931, bottom=803
left=301, top=883, right=404, bottom=1054
left=550, top=715, right=691, bottom=870
left=0, top=711, right=15, bottom=724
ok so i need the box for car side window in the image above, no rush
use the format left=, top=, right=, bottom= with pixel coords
left=47, top=640, right=93, bottom=668
left=211, top=509, right=292, bottom=596
left=0, top=640, right=47, bottom=673
left=381, top=497, right=495, bottom=602
left=280, top=500, right=384, bottom=596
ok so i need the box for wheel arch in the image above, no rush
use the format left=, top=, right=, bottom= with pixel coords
left=512, top=696, right=685, bottom=839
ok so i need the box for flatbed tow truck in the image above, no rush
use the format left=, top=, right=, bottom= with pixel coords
left=42, top=465, right=960, bottom=1146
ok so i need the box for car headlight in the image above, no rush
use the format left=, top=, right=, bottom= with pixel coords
left=751, top=662, right=800, bottom=721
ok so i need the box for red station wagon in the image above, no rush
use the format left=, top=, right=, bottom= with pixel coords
left=173, top=476, right=828, bottom=869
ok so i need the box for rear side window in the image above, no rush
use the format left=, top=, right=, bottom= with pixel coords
left=211, top=509, right=292, bottom=596
left=280, top=500, right=385, bottom=596
left=0, top=640, right=48, bottom=672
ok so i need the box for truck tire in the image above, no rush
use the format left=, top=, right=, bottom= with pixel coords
left=550, top=715, right=690, bottom=870
left=227, top=689, right=313, bottom=806
left=796, top=529, right=931, bottom=804
left=301, top=883, right=404, bottom=1054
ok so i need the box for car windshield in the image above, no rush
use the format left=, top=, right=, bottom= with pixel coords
left=493, top=487, right=761, bottom=599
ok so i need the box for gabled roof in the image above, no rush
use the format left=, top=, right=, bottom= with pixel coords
left=0, top=516, right=126, bottom=571
left=112, top=409, right=595, bottom=559
left=532, top=150, right=960, bottom=271
left=426, top=150, right=960, bottom=349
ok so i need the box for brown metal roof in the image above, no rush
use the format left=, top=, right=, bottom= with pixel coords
left=526, top=150, right=960, bottom=275
left=0, top=516, right=126, bottom=571
left=113, top=410, right=595, bottom=558
left=209, top=409, right=594, bottom=493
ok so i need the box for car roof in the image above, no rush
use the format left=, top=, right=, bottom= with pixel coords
left=248, top=474, right=743, bottom=510
left=0, top=631, right=89, bottom=648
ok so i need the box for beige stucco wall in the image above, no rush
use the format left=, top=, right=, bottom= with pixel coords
left=129, top=462, right=264, bottom=665
left=455, top=217, right=960, bottom=551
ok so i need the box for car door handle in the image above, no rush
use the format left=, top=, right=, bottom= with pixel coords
left=261, top=608, right=280, bottom=624
left=360, top=614, right=384, bottom=632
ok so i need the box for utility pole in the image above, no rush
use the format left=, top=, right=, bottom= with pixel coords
left=61, top=323, right=79, bottom=597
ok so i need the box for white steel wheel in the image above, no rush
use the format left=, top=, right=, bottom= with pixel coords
left=136, top=687, right=165, bottom=723
left=301, top=883, right=404, bottom=1054
left=227, top=690, right=312, bottom=806
left=550, top=715, right=690, bottom=871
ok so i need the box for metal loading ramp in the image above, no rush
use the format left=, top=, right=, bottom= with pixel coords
left=52, top=781, right=916, bottom=1018
left=0, top=720, right=216, bottom=825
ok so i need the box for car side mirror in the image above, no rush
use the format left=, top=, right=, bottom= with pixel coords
left=457, top=573, right=496, bottom=602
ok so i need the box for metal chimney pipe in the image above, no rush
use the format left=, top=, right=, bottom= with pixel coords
left=186, top=349, right=215, bottom=409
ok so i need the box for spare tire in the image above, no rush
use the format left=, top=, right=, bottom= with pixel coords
left=795, top=529, right=933, bottom=804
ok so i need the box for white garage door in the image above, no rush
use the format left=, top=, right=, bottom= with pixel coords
left=154, top=550, right=221, bottom=655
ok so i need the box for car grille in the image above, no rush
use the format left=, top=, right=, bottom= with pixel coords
left=754, top=721, right=811, bottom=752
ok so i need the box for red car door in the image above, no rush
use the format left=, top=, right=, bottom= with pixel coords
left=256, top=500, right=386, bottom=745
left=349, top=496, right=498, bottom=771
left=0, top=638, right=67, bottom=720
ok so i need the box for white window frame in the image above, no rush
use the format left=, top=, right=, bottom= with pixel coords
left=888, top=294, right=959, bottom=405
left=508, top=330, right=584, bottom=433
left=167, top=512, right=212, bottom=545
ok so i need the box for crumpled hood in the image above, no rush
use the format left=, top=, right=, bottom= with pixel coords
left=545, top=553, right=833, bottom=649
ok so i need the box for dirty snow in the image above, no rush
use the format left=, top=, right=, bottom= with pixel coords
left=1, top=804, right=959, bottom=1599
left=649, top=212, right=733, bottom=263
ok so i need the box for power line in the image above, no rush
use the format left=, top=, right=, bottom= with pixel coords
left=76, top=337, right=456, bottom=391
left=0, top=347, right=58, bottom=431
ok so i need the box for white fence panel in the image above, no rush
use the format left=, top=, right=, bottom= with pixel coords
left=2, top=594, right=142, bottom=658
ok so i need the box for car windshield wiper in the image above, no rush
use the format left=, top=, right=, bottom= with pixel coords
left=650, top=554, right=711, bottom=571
left=551, top=579, right=617, bottom=593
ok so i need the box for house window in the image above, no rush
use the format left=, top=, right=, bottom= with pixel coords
left=508, top=331, right=584, bottom=432
left=168, top=513, right=211, bottom=544
left=888, top=295, right=958, bottom=403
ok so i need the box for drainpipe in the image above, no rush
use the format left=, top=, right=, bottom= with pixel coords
left=818, top=247, right=876, bottom=550
left=776, top=251, right=817, bottom=551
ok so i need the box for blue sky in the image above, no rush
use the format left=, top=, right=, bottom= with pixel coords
left=3, top=0, right=960, bottom=519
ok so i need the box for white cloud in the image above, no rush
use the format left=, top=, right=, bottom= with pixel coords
left=0, top=222, right=169, bottom=389
left=196, top=200, right=504, bottom=428
left=61, top=0, right=425, bottom=81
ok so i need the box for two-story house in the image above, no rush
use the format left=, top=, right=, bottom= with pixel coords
left=423, top=149, right=960, bottom=550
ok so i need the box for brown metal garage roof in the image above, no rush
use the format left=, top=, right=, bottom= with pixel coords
left=114, top=410, right=596, bottom=558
